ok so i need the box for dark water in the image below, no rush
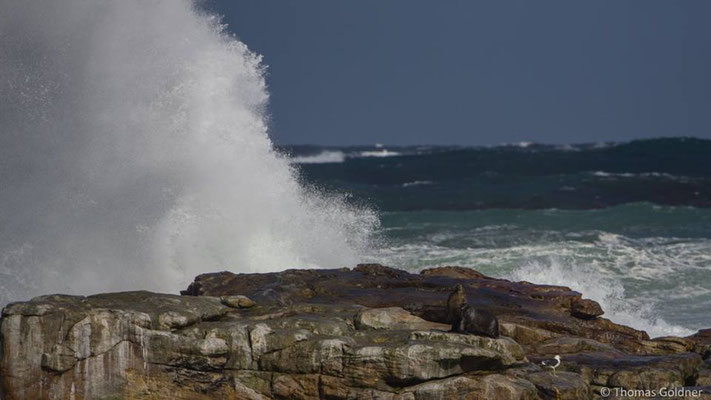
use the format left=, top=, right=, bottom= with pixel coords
left=284, top=137, right=711, bottom=211
left=284, top=138, right=711, bottom=337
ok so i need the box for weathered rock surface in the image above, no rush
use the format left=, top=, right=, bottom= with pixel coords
left=570, top=298, right=604, bottom=320
left=182, top=264, right=652, bottom=353
left=355, top=307, right=450, bottom=331
left=1, top=264, right=709, bottom=399
left=220, top=294, right=256, bottom=309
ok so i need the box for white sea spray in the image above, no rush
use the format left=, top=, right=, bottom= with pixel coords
left=0, top=0, right=378, bottom=305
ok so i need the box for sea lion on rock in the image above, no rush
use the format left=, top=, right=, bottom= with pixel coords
left=447, top=284, right=500, bottom=338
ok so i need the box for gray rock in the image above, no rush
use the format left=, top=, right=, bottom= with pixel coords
left=1, top=291, right=531, bottom=399
left=535, top=336, right=621, bottom=356
left=405, top=374, right=539, bottom=400
left=526, top=371, right=590, bottom=400
left=355, top=307, right=450, bottom=331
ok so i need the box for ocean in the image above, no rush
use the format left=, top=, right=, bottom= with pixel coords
left=284, top=137, right=711, bottom=338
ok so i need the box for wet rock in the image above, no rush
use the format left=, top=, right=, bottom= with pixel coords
left=420, top=265, right=487, bottom=279
left=182, top=265, right=650, bottom=352
left=570, top=298, right=604, bottom=319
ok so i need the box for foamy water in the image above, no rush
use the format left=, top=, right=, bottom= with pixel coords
left=509, top=258, right=696, bottom=338
left=0, top=0, right=378, bottom=305
left=373, top=208, right=711, bottom=337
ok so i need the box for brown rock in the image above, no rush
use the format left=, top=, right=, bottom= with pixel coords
left=698, top=360, right=711, bottom=386
left=559, top=351, right=703, bottom=392
left=570, top=298, right=604, bottom=319
left=689, top=328, right=711, bottom=359
left=420, top=266, right=487, bottom=279
left=526, top=371, right=590, bottom=400
left=220, top=295, right=256, bottom=309
left=182, top=265, right=648, bottom=352
left=499, top=322, right=559, bottom=347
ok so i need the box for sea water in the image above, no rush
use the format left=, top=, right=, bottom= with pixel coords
left=290, top=139, right=711, bottom=338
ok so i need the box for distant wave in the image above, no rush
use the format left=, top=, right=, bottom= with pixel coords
left=291, top=150, right=346, bottom=164
left=592, top=171, right=683, bottom=179
left=289, top=148, right=405, bottom=163
left=500, top=141, right=534, bottom=148
left=291, top=137, right=711, bottom=211
left=359, top=149, right=401, bottom=158
left=402, top=180, right=433, bottom=187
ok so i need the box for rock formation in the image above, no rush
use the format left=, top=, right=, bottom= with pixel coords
left=0, top=264, right=709, bottom=399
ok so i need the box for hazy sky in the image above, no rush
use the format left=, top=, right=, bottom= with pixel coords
left=208, top=1, right=711, bottom=146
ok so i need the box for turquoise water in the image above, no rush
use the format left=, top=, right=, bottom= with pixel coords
left=369, top=203, right=711, bottom=337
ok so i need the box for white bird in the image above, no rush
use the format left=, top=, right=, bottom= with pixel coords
left=540, top=355, right=561, bottom=376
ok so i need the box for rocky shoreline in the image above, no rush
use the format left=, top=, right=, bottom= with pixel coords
left=1, top=264, right=709, bottom=399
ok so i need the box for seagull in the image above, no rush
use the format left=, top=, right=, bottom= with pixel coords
left=540, top=355, right=561, bottom=376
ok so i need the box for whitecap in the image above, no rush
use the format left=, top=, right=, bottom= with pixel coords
left=402, top=181, right=433, bottom=187
left=290, top=151, right=346, bottom=164
left=359, top=149, right=401, bottom=157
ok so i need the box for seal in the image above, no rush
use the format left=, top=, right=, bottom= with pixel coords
left=446, top=283, right=467, bottom=323
left=447, top=285, right=500, bottom=338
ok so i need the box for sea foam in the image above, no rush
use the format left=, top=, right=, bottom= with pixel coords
left=509, top=258, right=695, bottom=338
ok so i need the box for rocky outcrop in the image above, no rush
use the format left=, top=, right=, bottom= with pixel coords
left=1, top=292, right=528, bottom=399
left=181, top=264, right=655, bottom=352
left=1, top=265, right=710, bottom=399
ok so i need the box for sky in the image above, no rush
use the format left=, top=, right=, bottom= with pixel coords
left=206, top=0, right=711, bottom=146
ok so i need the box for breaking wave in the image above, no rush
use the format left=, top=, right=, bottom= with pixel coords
left=0, top=0, right=378, bottom=305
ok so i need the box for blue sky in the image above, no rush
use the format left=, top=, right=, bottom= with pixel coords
left=208, top=0, right=711, bottom=146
